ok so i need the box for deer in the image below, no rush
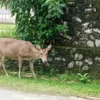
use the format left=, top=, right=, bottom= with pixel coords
left=0, top=38, right=52, bottom=79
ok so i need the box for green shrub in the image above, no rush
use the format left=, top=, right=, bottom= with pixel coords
left=1, top=0, right=68, bottom=44
left=49, top=67, right=56, bottom=76
left=77, top=73, right=90, bottom=84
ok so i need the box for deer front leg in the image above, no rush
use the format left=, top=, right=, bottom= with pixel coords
left=29, top=61, right=37, bottom=79
left=1, top=56, right=8, bottom=77
left=18, top=57, right=23, bottom=78
left=0, top=61, right=1, bottom=74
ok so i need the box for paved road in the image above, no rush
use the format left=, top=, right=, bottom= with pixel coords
left=0, top=89, right=87, bottom=100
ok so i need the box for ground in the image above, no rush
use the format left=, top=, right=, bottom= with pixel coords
left=0, top=88, right=88, bottom=100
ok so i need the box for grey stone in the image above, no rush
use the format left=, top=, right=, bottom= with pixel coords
left=66, top=35, right=72, bottom=40
left=82, top=23, right=89, bottom=29
left=80, top=34, right=88, bottom=41
left=95, top=39, right=100, bottom=47
left=84, top=29, right=92, bottom=34
left=68, top=61, right=74, bottom=68
left=90, top=35, right=95, bottom=40
left=82, top=65, right=89, bottom=71
left=85, top=8, right=96, bottom=13
left=75, top=61, right=83, bottom=67
left=51, top=49, right=57, bottom=55
left=73, top=41, right=78, bottom=45
left=63, top=21, right=67, bottom=26
left=79, top=41, right=87, bottom=46
left=45, top=63, right=50, bottom=67
left=55, top=57, right=62, bottom=61
left=55, top=57, right=66, bottom=61
left=89, top=4, right=92, bottom=7
left=72, top=48, right=77, bottom=53
left=74, top=53, right=83, bottom=60
left=87, top=41, right=94, bottom=47
left=63, top=58, right=66, bottom=62
left=95, top=57, right=100, bottom=61
left=76, top=31, right=81, bottom=35
left=93, top=33, right=100, bottom=39
left=67, top=2, right=75, bottom=6
left=48, top=58, right=53, bottom=62
left=85, top=58, right=93, bottom=65
left=73, top=17, right=82, bottom=23
left=93, top=28, right=100, bottom=34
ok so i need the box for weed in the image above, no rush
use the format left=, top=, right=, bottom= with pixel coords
left=77, top=73, right=90, bottom=84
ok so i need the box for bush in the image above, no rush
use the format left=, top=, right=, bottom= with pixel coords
left=1, top=0, right=68, bottom=44
left=77, top=73, right=90, bottom=84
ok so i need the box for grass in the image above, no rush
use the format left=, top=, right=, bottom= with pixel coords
left=0, top=72, right=100, bottom=98
left=0, top=23, right=16, bottom=38
left=0, top=24, right=15, bottom=30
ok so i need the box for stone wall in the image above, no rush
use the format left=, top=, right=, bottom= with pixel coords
left=59, top=0, right=100, bottom=47
left=47, top=46, right=100, bottom=77
left=6, top=46, right=100, bottom=77
left=46, top=0, right=100, bottom=76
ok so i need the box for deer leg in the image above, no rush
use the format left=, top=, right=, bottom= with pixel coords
left=1, top=56, right=8, bottom=77
left=0, top=53, right=1, bottom=70
left=29, top=61, right=37, bottom=79
left=18, top=58, right=23, bottom=78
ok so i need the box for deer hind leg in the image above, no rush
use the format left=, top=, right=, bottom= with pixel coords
left=29, top=61, right=37, bottom=79
left=18, top=57, right=23, bottom=78
left=1, top=56, right=9, bottom=77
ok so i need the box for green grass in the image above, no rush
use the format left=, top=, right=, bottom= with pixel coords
left=0, top=73, right=100, bottom=98
left=0, top=23, right=16, bottom=38
left=0, top=24, right=15, bottom=30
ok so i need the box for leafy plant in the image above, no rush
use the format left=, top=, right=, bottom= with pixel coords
left=77, top=73, right=90, bottom=84
left=49, top=67, right=56, bottom=76
left=1, top=0, right=68, bottom=44
left=42, top=0, right=66, bottom=18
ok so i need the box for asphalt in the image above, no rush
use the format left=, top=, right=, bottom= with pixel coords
left=0, top=89, right=88, bottom=100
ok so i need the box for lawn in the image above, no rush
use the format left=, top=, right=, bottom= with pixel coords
left=0, top=24, right=15, bottom=30
left=0, top=23, right=15, bottom=37
left=0, top=73, right=100, bottom=98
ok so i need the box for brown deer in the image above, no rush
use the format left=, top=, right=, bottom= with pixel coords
left=0, top=38, right=52, bottom=79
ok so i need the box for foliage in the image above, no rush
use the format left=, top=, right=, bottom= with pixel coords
left=42, top=0, right=66, bottom=18
left=49, top=67, right=56, bottom=76
left=35, top=64, right=57, bottom=77
left=0, top=0, right=68, bottom=44
left=58, top=72, right=77, bottom=84
left=77, top=73, right=90, bottom=84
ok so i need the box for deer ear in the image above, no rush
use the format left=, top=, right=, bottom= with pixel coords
left=47, top=44, right=52, bottom=51
left=36, top=45, right=41, bottom=51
